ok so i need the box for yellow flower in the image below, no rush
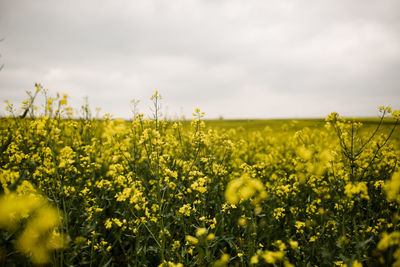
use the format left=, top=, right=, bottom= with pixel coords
left=385, top=172, right=400, bottom=203
left=196, top=227, right=207, bottom=237
left=284, top=261, right=295, bottom=267
left=178, top=204, right=192, bottom=216
left=207, top=233, right=215, bottom=241
left=185, top=235, right=198, bottom=245
left=0, top=193, right=44, bottom=231
left=225, top=174, right=267, bottom=205
left=214, top=253, right=230, bottom=267
left=238, top=217, right=247, bottom=227
left=158, top=260, right=184, bottom=267
left=344, top=182, right=369, bottom=200
left=261, top=250, right=285, bottom=264
left=250, top=255, right=259, bottom=264
left=112, top=218, right=123, bottom=227
left=289, top=240, right=298, bottom=249
left=0, top=192, right=67, bottom=264
left=104, top=219, right=112, bottom=229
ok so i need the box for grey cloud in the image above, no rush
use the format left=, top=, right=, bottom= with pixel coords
left=0, top=0, right=399, bottom=119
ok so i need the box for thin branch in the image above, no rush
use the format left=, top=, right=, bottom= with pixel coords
left=360, top=119, right=398, bottom=178
left=354, top=111, right=386, bottom=158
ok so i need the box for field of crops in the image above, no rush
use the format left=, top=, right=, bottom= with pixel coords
left=1, top=87, right=400, bottom=266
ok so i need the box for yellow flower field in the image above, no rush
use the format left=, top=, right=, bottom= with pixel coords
left=0, top=85, right=399, bottom=266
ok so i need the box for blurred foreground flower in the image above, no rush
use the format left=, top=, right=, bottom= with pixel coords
left=225, top=174, right=267, bottom=206
left=0, top=189, right=68, bottom=264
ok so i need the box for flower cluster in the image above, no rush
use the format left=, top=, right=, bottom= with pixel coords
left=0, top=87, right=399, bottom=266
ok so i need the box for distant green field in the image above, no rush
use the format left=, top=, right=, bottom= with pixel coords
left=203, top=119, right=326, bottom=132
left=193, top=118, right=400, bottom=148
left=194, top=117, right=397, bottom=132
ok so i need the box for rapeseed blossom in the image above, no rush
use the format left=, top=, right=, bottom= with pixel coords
left=0, top=190, right=67, bottom=264
left=344, top=182, right=369, bottom=200
left=225, top=174, right=267, bottom=205
left=1, top=90, right=398, bottom=266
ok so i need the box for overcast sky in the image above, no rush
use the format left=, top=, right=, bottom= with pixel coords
left=0, top=0, right=399, bottom=119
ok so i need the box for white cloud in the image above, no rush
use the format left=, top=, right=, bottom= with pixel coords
left=0, top=0, right=399, bottom=119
